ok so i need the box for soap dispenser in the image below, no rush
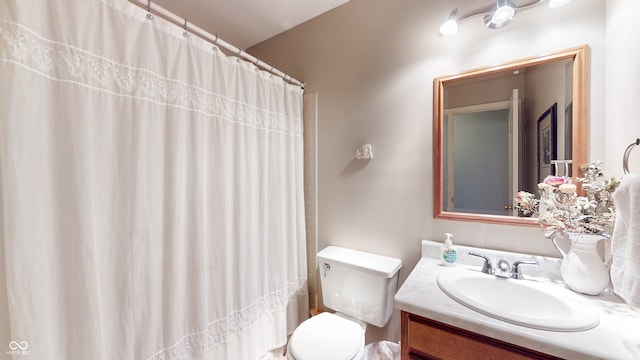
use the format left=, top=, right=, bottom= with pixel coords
left=441, top=233, right=458, bottom=266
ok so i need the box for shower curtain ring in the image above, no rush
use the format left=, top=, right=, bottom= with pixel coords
left=183, top=19, right=189, bottom=37
left=146, top=0, right=153, bottom=20
left=211, top=33, right=219, bottom=52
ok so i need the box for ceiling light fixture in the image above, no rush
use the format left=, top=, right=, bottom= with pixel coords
left=486, top=0, right=516, bottom=29
left=439, top=8, right=459, bottom=36
left=439, top=0, right=571, bottom=36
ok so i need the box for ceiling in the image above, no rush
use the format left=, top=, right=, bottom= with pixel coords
left=148, top=0, right=351, bottom=50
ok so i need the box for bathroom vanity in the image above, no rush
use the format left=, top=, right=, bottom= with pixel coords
left=401, top=312, right=557, bottom=359
left=394, top=241, right=640, bottom=360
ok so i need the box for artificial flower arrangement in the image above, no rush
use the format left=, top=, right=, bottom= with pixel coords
left=515, top=161, right=620, bottom=239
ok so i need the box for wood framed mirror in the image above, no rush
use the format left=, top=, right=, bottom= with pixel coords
left=433, top=45, right=589, bottom=226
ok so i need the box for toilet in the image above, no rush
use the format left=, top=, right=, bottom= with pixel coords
left=287, top=246, right=402, bottom=360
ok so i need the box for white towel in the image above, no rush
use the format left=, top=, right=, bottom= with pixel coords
left=611, top=174, right=640, bottom=307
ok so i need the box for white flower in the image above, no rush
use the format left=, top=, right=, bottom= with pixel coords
left=559, top=183, right=577, bottom=194
left=514, top=162, right=619, bottom=237
left=538, top=183, right=551, bottom=190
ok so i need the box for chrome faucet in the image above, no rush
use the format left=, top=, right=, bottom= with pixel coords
left=495, top=259, right=511, bottom=278
left=468, top=252, right=538, bottom=279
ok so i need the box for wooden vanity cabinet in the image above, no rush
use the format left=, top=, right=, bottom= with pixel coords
left=401, top=311, right=562, bottom=360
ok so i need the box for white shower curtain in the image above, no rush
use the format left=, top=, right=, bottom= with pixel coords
left=0, top=0, right=308, bottom=359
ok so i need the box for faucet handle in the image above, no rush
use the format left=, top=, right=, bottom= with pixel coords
left=510, top=260, right=538, bottom=279
left=468, top=252, right=494, bottom=274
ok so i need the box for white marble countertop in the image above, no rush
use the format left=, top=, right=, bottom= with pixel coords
left=394, top=240, right=640, bottom=360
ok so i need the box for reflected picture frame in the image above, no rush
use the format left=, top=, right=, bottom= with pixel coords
left=537, top=103, right=558, bottom=182
left=565, top=101, right=573, bottom=177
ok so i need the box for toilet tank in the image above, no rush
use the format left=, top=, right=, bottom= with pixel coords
left=317, top=246, right=402, bottom=327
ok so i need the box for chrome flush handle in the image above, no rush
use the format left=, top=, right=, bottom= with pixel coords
left=322, top=263, right=330, bottom=278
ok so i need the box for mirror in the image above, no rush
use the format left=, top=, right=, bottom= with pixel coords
left=434, top=45, right=589, bottom=226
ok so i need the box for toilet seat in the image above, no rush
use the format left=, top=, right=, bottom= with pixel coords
left=287, top=312, right=365, bottom=360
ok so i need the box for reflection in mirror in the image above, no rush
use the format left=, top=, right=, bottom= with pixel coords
left=434, top=46, right=589, bottom=226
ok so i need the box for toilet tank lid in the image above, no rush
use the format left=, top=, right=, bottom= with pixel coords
left=317, top=246, right=402, bottom=278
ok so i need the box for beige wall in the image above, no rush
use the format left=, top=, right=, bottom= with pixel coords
left=444, top=75, right=525, bottom=110
left=605, top=0, right=640, bottom=177
left=248, top=0, right=631, bottom=342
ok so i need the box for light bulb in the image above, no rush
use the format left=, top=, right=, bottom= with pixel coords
left=491, top=3, right=515, bottom=26
left=440, top=19, right=458, bottom=36
left=439, top=8, right=459, bottom=36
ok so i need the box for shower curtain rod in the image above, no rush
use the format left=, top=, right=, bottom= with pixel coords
left=129, top=0, right=305, bottom=88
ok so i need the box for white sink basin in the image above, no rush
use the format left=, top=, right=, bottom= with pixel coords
left=437, top=267, right=599, bottom=331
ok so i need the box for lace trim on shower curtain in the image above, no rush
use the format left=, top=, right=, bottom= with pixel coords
left=0, top=19, right=302, bottom=136
left=147, top=278, right=307, bottom=360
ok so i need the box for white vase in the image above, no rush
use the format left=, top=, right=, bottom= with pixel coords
left=552, top=232, right=610, bottom=295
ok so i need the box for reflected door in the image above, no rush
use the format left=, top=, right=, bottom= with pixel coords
left=444, top=102, right=512, bottom=215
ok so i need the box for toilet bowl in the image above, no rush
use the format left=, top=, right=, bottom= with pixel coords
left=286, top=246, right=402, bottom=360
left=286, top=312, right=366, bottom=360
